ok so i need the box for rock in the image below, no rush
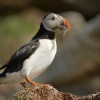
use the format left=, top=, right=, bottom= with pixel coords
left=9, top=85, right=100, bottom=100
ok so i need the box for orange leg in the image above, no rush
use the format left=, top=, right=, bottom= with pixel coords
left=25, top=76, right=38, bottom=86
left=21, top=82, right=27, bottom=88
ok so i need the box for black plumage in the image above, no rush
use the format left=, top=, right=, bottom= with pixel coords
left=0, top=40, right=39, bottom=77
left=0, top=23, right=55, bottom=78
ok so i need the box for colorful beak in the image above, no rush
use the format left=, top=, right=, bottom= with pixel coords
left=61, top=18, right=70, bottom=30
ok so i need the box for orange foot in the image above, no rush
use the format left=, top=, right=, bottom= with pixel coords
left=21, top=82, right=27, bottom=88
left=25, top=76, right=38, bottom=86
left=21, top=76, right=50, bottom=88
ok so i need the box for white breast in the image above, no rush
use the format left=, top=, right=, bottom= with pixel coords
left=21, top=39, right=57, bottom=80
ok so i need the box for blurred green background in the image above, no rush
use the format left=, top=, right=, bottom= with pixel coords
left=0, top=0, right=100, bottom=99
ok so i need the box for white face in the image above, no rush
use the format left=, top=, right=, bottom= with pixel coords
left=42, top=13, right=62, bottom=31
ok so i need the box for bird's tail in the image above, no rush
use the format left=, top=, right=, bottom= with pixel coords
left=0, top=65, right=6, bottom=84
left=0, top=64, right=6, bottom=70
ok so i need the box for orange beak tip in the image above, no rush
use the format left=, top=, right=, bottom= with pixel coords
left=63, top=18, right=70, bottom=30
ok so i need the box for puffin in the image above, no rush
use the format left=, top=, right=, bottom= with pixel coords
left=0, top=13, right=70, bottom=88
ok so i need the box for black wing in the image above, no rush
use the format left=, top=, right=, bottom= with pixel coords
left=10, top=40, right=39, bottom=62
left=0, top=40, right=39, bottom=72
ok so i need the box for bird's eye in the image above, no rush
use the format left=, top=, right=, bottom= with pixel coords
left=51, top=17, right=55, bottom=20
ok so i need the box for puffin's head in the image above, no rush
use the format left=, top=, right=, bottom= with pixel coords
left=42, top=13, right=70, bottom=34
